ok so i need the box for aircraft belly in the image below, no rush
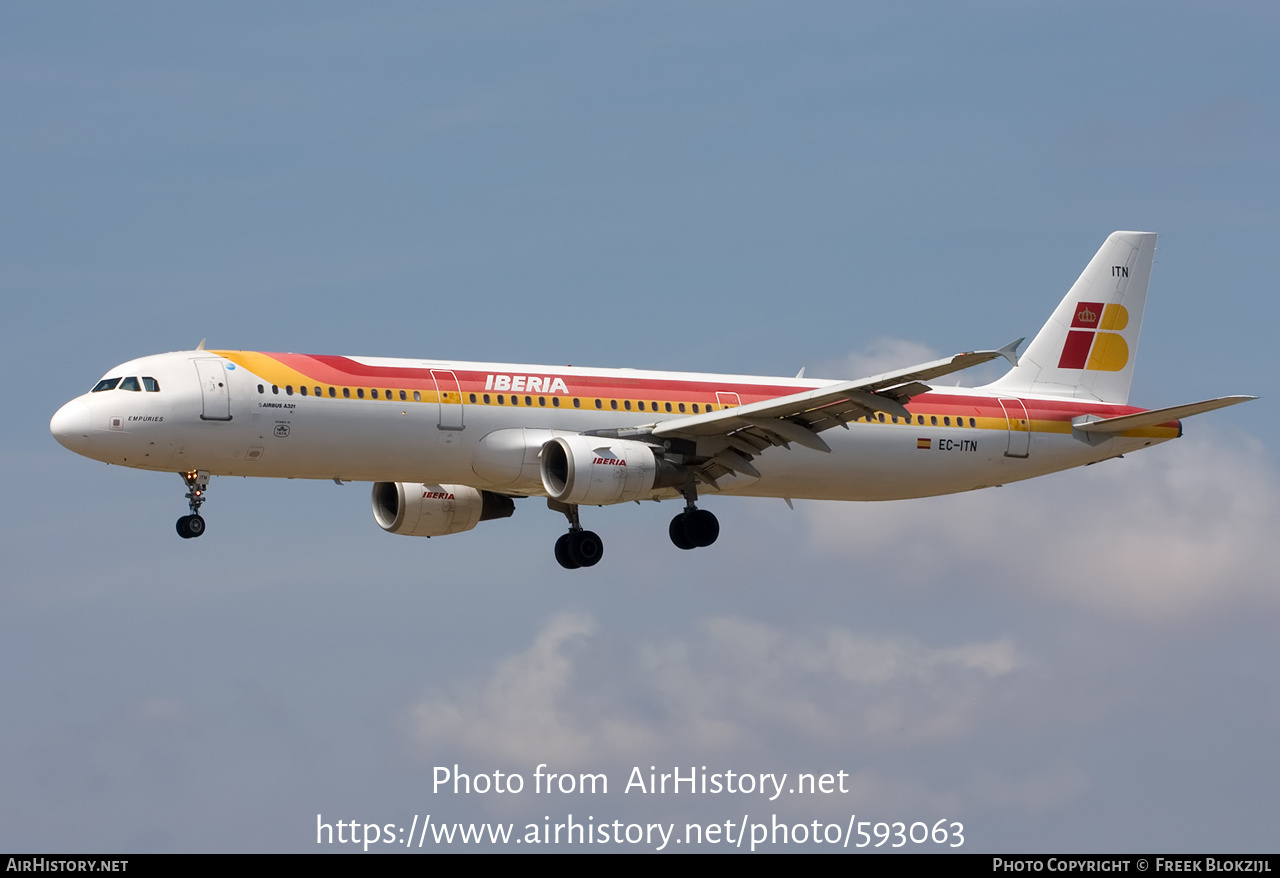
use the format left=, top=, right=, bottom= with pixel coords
left=717, top=425, right=997, bottom=500
left=716, top=425, right=1170, bottom=501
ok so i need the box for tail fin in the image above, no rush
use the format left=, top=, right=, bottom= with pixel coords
left=986, top=231, right=1157, bottom=404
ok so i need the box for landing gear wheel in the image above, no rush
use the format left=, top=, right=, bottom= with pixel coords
left=555, top=533, right=581, bottom=569
left=568, top=530, right=604, bottom=567
left=670, top=509, right=719, bottom=549
left=669, top=513, right=696, bottom=550
left=547, top=500, right=603, bottom=570
left=176, top=514, right=206, bottom=539
left=685, top=508, right=718, bottom=547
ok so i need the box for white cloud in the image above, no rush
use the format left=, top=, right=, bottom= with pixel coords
left=408, top=610, right=662, bottom=766
left=407, top=610, right=1025, bottom=770
left=805, top=430, right=1280, bottom=622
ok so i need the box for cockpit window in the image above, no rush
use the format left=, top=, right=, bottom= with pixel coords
left=92, top=378, right=122, bottom=392
left=119, top=377, right=141, bottom=391
left=142, top=377, right=160, bottom=392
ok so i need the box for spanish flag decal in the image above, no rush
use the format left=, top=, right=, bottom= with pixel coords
left=917, top=438, right=931, bottom=450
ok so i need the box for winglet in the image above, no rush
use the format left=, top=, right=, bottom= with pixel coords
left=196, top=338, right=207, bottom=351
left=997, top=338, right=1023, bottom=367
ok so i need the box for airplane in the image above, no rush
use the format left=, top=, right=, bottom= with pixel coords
left=50, top=231, right=1253, bottom=569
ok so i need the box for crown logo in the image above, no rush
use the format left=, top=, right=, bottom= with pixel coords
left=1077, top=306, right=1097, bottom=323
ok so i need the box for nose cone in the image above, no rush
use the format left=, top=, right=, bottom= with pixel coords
left=50, top=400, right=92, bottom=453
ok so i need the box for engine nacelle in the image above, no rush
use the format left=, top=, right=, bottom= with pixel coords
left=371, top=482, right=515, bottom=537
left=540, top=436, right=688, bottom=506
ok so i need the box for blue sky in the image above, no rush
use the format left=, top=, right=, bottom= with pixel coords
left=3, top=2, right=1277, bottom=852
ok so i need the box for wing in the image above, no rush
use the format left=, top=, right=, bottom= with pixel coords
left=592, top=339, right=1022, bottom=484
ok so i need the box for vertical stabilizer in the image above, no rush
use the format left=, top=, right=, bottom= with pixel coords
left=986, top=231, right=1156, bottom=404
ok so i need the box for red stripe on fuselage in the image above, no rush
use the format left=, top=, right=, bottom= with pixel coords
left=251, top=353, right=1168, bottom=426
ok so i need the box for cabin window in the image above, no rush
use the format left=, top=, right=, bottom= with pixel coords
left=286, top=385, right=294, bottom=396
left=300, top=386, right=308, bottom=396
left=943, top=417, right=951, bottom=426
left=595, top=399, right=602, bottom=409
left=573, top=398, right=581, bottom=408
left=414, top=391, right=421, bottom=402
left=525, top=396, right=532, bottom=406
left=539, top=397, right=546, bottom=407
left=371, top=389, right=379, bottom=399
left=272, top=385, right=279, bottom=395
left=257, top=384, right=264, bottom=394
left=329, top=387, right=336, bottom=397
left=878, top=413, right=885, bottom=423
left=552, top=397, right=560, bottom=407
left=483, top=394, right=490, bottom=404
left=665, top=402, right=672, bottom=413
left=969, top=418, right=976, bottom=427
left=610, top=400, right=618, bottom=410
left=343, top=388, right=350, bottom=398
left=469, top=393, right=476, bottom=403
left=678, top=403, right=686, bottom=413
left=693, top=403, right=700, bottom=413
left=315, top=387, right=321, bottom=397
left=930, top=416, right=937, bottom=426
left=92, top=378, right=121, bottom=392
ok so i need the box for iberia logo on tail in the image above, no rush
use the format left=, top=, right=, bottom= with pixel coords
left=1057, top=301, right=1130, bottom=371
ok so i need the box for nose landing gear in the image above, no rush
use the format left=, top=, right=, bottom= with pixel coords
left=176, top=470, right=210, bottom=539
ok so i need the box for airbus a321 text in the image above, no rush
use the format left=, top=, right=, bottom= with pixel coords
left=51, top=232, right=1253, bottom=569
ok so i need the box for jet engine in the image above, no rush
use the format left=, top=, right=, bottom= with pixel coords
left=540, top=436, right=688, bottom=505
left=371, top=482, right=515, bottom=537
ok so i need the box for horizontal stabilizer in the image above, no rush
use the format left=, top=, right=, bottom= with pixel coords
left=1072, top=395, right=1255, bottom=434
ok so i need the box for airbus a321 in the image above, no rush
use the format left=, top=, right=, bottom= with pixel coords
left=51, top=232, right=1252, bottom=569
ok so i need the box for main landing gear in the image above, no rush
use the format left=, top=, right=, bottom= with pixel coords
left=176, top=470, right=210, bottom=539
left=549, top=499, right=603, bottom=569
left=669, top=485, right=718, bottom=550
left=547, top=486, right=719, bottom=569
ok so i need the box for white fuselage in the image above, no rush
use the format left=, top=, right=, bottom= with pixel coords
left=50, top=349, right=1174, bottom=504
